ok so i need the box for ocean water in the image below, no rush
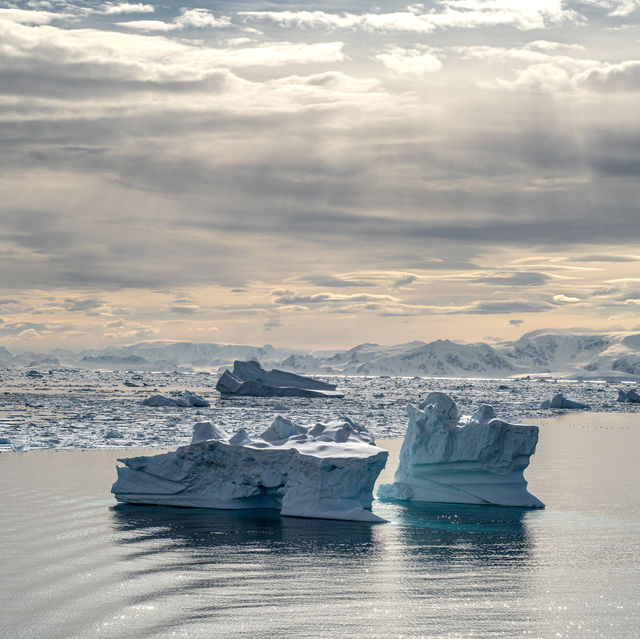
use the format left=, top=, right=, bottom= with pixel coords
left=1, top=412, right=639, bottom=638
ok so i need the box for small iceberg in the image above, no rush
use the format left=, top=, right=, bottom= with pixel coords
left=540, top=393, right=589, bottom=410
left=141, top=391, right=210, bottom=407
left=377, top=392, right=544, bottom=508
left=112, top=416, right=387, bottom=522
left=216, top=360, right=343, bottom=398
left=617, top=388, right=640, bottom=403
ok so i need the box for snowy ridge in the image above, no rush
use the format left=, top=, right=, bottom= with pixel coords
left=3, top=330, right=640, bottom=379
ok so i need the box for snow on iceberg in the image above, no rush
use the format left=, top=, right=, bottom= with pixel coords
left=112, top=416, right=387, bottom=522
left=377, top=392, right=544, bottom=508
left=540, top=393, right=589, bottom=410
left=216, top=360, right=344, bottom=398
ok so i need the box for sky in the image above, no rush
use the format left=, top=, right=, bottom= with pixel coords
left=1, top=0, right=640, bottom=352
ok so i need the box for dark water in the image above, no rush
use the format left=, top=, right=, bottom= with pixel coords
left=1, top=413, right=639, bottom=638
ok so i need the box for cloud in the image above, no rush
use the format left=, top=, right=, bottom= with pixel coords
left=574, top=60, right=640, bottom=91
left=553, top=294, right=582, bottom=303
left=100, top=3, right=154, bottom=16
left=117, top=8, right=231, bottom=31
left=64, top=297, right=106, bottom=312
left=375, top=46, right=442, bottom=74
left=240, top=3, right=572, bottom=33
left=393, top=274, right=418, bottom=288
left=273, top=292, right=400, bottom=307
left=566, top=254, right=640, bottom=262
left=0, top=8, right=64, bottom=25
left=473, top=272, right=550, bottom=286
left=607, top=0, right=640, bottom=17
left=170, top=305, right=200, bottom=314
left=300, top=275, right=372, bottom=288
left=0, top=321, right=50, bottom=336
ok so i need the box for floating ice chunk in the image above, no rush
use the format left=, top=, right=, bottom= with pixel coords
left=540, top=393, right=589, bottom=410
left=112, top=416, right=387, bottom=522
left=141, top=391, right=210, bottom=408
left=142, top=395, right=180, bottom=407
left=191, top=421, right=228, bottom=444
left=216, top=360, right=344, bottom=398
left=181, top=391, right=210, bottom=407
left=377, top=393, right=543, bottom=508
left=104, top=430, right=124, bottom=439
left=617, top=388, right=640, bottom=403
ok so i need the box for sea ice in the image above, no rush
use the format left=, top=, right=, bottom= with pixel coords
left=216, top=360, right=344, bottom=398
left=540, top=393, right=589, bottom=410
left=112, top=416, right=387, bottom=522
left=377, top=392, right=544, bottom=508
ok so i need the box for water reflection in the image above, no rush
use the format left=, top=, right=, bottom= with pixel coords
left=108, top=503, right=541, bottom=638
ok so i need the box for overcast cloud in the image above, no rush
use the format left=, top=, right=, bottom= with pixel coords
left=1, top=1, right=639, bottom=350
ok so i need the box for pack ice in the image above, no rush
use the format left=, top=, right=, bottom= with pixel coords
left=111, top=416, right=387, bottom=522
left=377, top=392, right=544, bottom=508
left=216, top=360, right=344, bottom=398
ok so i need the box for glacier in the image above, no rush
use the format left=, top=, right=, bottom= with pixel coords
left=216, top=360, right=344, bottom=398
left=111, top=416, right=387, bottom=522
left=377, top=392, right=544, bottom=508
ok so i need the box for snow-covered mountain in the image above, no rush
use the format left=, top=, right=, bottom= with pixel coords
left=2, top=331, right=640, bottom=379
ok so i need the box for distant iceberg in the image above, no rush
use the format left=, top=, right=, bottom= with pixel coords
left=141, top=391, right=210, bottom=407
left=112, top=416, right=387, bottom=522
left=216, top=360, right=343, bottom=398
left=617, top=388, right=640, bottom=403
left=540, top=393, right=589, bottom=410
left=377, top=392, right=544, bottom=508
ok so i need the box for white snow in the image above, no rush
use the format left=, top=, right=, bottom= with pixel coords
left=112, top=415, right=388, bottom=522
left=377, top=392, right=544, bottom=508
left=216, top=360, right=344, bottom=397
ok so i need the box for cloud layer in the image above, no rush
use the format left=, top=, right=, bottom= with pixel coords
left=1, top=1, right=639, bottom=350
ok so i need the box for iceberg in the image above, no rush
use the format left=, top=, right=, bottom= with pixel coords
left=540, top=393, right=589, bottom=410
left=112, top=416, right=387, bottom=522
left=141, top=391, right=210, bottom=407
left=617, top=388, right=640, bottom=403
left=216, top=360, right=343, bottom=398
left=377, top=392, right=544, bottom=508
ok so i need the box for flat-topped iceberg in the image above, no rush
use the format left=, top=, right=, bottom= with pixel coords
left=216, top=360, right=343, bottom=398
left=112, top=416, right=387, bottom=522
left=378, top=392, right=544, bottom=508
left=141, top=391, right=210, bottom=407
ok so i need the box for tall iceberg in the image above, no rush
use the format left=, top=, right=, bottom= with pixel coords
left=112, top=416, right=387, bottom=522
left=216, top=360, right=343, bottom=398
left=377, top=392, right=544, bottom=508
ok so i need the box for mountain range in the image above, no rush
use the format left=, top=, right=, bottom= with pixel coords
left=2, top=330, right=640, bottom=380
